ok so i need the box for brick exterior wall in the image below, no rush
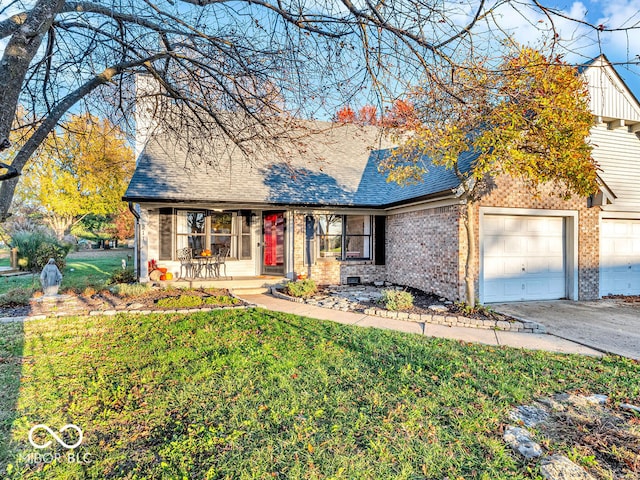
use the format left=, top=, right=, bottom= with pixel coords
left=339, top=263, right=386, bottom=284
left=138, top=181, right=601, bottom=301
left=291, top=213, right=385, bottom=285
left=386, top=205, right=464, bottom=300
left=478, top=174, right=600, bottom=300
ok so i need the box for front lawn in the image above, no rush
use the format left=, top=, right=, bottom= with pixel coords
left=0, top=309, right=637, bottom=479
left=0, top=249, right=132, bottom=296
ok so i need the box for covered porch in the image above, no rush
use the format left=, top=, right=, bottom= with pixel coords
left=160, top=275, right=287, bottom=295
left=136, top=203, right=386, bottom=288
left=138, top=206, right=292, bottom=282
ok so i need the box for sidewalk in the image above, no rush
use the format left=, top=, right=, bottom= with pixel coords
left=239, top=293, right=603, bottom=357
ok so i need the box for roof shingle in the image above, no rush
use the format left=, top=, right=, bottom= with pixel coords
left=124, top=122, right=469, bottom=207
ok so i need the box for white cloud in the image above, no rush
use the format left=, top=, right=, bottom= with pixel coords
left=596, top=0, right=640, bottom=53
left=488, top=1, right=596, bottom=55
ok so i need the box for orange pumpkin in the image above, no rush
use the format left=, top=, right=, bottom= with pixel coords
left=160, top=274, right=167, bottom=281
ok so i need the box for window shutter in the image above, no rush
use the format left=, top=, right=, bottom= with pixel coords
left=304, top=215, right=315, bottom=266
left=374, top=215, right=386, bottom=266
left=159, top=208, right=173, bottom=260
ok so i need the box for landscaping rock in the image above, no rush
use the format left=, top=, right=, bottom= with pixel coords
left=555, top=393, right=608, bottom=408
left=585, top=394, right=608, bottom=405
left=274, top=283, right=528, bottom=333
left=503, top=426, right=543, bottom=459
left=540, top=455, right=596, bottom=480
left=428, top=305, right=448, bottom=313
left=619, top=403, right=640, bottom=414
left=538, top=397, right=567, bottom=412
left=510, top=404, right=549, bottom=427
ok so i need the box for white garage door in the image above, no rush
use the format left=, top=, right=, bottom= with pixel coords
left=600, top=219, right=640, bottom=296
left=483, top=215, right=566, bottom=303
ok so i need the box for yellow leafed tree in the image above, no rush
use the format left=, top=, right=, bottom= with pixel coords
left=380, top=47, right=598, bottom=307
left=20, top=114, right=134, bottom=239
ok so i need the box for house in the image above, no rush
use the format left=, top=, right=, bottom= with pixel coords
left=124, top=55, right=640, bottom=303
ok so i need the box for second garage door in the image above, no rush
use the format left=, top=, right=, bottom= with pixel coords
left=483, top=215, right=566, bottom=303
left=600, top=219, right=640, bottom=296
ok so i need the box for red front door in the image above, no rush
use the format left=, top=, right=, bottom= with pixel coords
left=263, top=212, right=285, bottom=275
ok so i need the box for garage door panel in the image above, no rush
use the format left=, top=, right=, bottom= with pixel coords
left=483, top=215, right=566, bottom=303
left=547, top=238, right=564, bottom=254
left=504, top=217, right=525, bottom=233
left=525, top=237, right=544, bottom=254
left=600, top=219, right=640, bottom=296
left=525, top=279, right=549, bottom=296
left=526, top=217, right=562, bottom=233
left=484, top=279, right=525, bottom=300
left=503, top=259, right=524, bottom=276
left=526, top=257, right=563, bottom=274
left=503, top=237, right=523, bottom=254
left=527, top=278, right=566, bottom=296
left=483, top=217, right=503, bottom=235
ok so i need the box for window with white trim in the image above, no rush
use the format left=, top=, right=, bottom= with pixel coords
left=173, top=210, right=251, bottom=259
left=176, top=211, right=206, bottom=253
left=316, top=214, right=371, bottom=260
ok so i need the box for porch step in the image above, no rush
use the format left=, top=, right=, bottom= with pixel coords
left=169, top=276, right=287, bottom=293
left=230, top=286, right=271, bottom=295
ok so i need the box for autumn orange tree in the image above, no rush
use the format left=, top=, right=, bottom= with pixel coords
left=336, top=100, right=417, bottom=127
left=380, top=47, right=598, bottom=307
left=20, top=114, right=134, bottom=239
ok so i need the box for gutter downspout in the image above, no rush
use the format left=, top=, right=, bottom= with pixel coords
left=128, top=201, right=141, bottom=280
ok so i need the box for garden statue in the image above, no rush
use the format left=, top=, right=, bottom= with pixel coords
left=40, top=258, right=63, bottom=296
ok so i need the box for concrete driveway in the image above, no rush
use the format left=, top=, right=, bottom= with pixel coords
left=492, top=299, right=640, bottom=360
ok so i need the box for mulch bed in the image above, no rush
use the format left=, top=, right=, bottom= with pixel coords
left=604, top=295, right=640, bottom=304
left=0, top=288, right=247, bottom=318
left=354, top=286, right=513, bottom=322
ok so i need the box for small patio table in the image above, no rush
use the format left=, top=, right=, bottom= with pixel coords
left=193, top=255, right=216, bottom=278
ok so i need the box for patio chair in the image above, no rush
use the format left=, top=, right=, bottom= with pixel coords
left=214, top=247, right=230, bottom=278
left=176, top=247, right=196, bottom=278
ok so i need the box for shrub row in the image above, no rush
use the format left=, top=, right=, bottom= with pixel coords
left=11, top=232, right=72, bottom=272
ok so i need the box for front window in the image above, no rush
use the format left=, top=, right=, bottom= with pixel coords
left=174, top=210, right=251, bottom=259
left=210, top=213, right=233, bottom=254
left=316, top=214, right=371, bottom=260
left=345, top=215, right=371, bottom=259
left=177, top=211, right=206, bottom=254
left=317, top=215, right=343, bottom=258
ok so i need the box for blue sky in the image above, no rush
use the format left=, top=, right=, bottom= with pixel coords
left=1, top=0, right=639, bottom=104
left=486, top=0, right=640, bottom=96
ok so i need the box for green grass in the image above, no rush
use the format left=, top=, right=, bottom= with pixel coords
left=156, top=294, right=241, bottom=308
left=0, top=310, right=637, bottom=479
left=0, top=249, right=132, bottom=295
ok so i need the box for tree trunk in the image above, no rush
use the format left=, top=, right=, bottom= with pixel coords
left=45, top=215, right=73, bottom=240
left=0, top=56, right=164, bottom=222
left=463, top=200, right=476, bottom=308
left=0, top=0, right=65, bottom=153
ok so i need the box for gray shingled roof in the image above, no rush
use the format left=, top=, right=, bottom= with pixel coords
left=124, top=122, right=471, bottom=207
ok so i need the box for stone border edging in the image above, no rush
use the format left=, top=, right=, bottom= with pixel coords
left=270, top=287, right=546, bottom=334
left=88, top=304, right=254, bottom=317
left=1, top=297, right=257, bottom=323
